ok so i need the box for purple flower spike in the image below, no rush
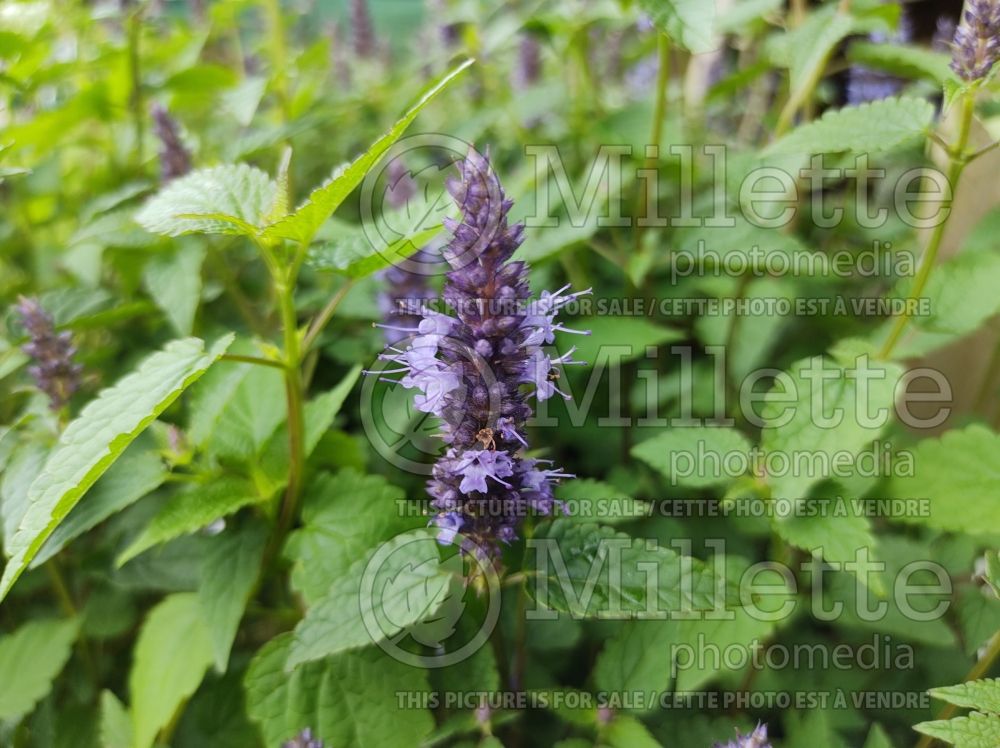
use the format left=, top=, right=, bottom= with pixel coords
left=15, top=296, right=82, bottom=411
left=372, top=149, right=589, bottom=557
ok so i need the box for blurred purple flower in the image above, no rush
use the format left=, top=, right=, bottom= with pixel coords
left=151, top=104, right=191, bottom=182
left=15, top=296, right=82, bottom=411
left=950, top=0, right=1000, bottom=81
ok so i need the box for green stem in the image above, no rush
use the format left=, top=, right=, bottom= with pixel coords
left=302, top=281, right=354, bottom=353
left=221, top=353, right=288, bottom=370
left=879, top=93, right=976, bottom=360
left=275, top=273, right=306, bottom=540
left=126, top=5, right=144, bottom=165
left=262, top=0, right=291, bottom=123
left=634, top=33, right=671, bottom=255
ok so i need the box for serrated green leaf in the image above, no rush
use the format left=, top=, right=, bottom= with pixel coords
left=0, top=618, right=78, bottom=723
left=766, top=97, right=935, bottom=156
left=135, top=164, right=279, bottom=237
left=116, top=477, right=265, bottom=566
left=1, top=441, right=47, bottom=550
left=99, top=691, right=132, bottom=748
left=244, top=634, right=434, bottom=748
left=129, top=593, right=214, bottom=748
left=308, top=224, right=441, bottom=279
left=33, top=444, right=168, bottom=567
left=931, top=679, right=1000, bottom=715
left=915, top=711, right=1000, bottom=747
left=638, top=0, right=716, bottom=53
left=286, top=529, right=452, bottom=669
left=917, top=251, right=1000, bottom=337
left=526, top=520, right=730, bottom=618
left=263, top=59, right=473, bottom=244
left=631, top=427, right=752, bottom=488
left=284, top=469, right=417, bottom=605
left=888, top=425, right=1000, bottom=534
left=847, top=42, right=956, bottom=85
left=142, top=243, right=206, bottom=336
left=0, top=334, right=233, bottom=602
left=199, top=521, right=268, bottom=672
left=761, top=355, right=902, bottom=499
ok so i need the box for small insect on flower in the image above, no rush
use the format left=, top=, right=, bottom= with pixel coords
left=370, top=148, right=591, bottom=558
left=15, top=296, right=83, bottom=411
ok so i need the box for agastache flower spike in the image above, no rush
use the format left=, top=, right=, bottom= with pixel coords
left=15, top=296, right=82, bottom=411
left=373, top=149, right=590, bottom=557
left=950, top=0, right=1000, bottom=81
left=714, top=723, right=771, bottom=748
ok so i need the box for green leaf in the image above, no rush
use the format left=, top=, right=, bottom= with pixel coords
left=129, top=593, right=214, bottom=748
left=284, top=469, right=416, bottom=604
left=526, top=520, right=729, bottom=618
left=847, top=42, right=956, bottom=85
left=0, top=618, right=78, bottom=723
left=263, top=59, right=473, bottom=245
left=116, top=477, right=265, bottom=566
left=888, top=425, right=1000, bottom=535
left=570, top=317, right=684, bottom=368
left=308, top=224, right=441, bottom=280
left=915, top=712, right=1000, bottom=748
left=553, top=479, right=648, bottom=525
left=917, top=251, right=1000, bottom=337
left=760, top=355, right=902, bottom=499
left=780, top=6, right=856, bottom=100
left=286, top=529, right=452, bottom=669
left=135, top=165, right=278, bottom=237
left=766, top=97, right=935, bottom=156
left=863, top=724, right=894, bottom=748
left=631, top=427, right=752, bottom=488
left=33, top=445, right=168, bottom=567
left=638, top=0, right=716, bottom=53
left=142, top=243, right=206, bottom=336
left=99, top=691, right=132, bottom=748
left=244, top=634, right=434, bottom=748
left=199, top=521, right=268, bottom=672
left=0, top=334, right=233, bottom=602
left=604, top=715, right=662, bottom=747
left=1, top=441, right=47, bottom=550
left=931, top=679, right=1000, bottom=715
